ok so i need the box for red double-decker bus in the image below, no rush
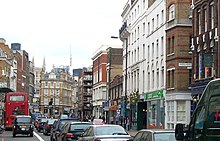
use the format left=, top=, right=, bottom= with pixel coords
left=5, top=92, right=29, bottom=129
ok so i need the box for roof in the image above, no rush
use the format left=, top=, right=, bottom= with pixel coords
left=16, top=115, right=31, bottom=118
left=69, top=121, right=93, bottom=124
left=91, top=124, right=122, bottom=127
left=139, top=129, right=175, bottom=133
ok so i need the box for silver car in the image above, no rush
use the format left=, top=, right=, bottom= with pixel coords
left=78, top=124, right=132, bottom=141
left=131, top=129, right=176, bottom=141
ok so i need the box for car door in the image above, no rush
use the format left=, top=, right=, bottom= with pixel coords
left=188, top=106, right=205, bottom=141
left=83, top=127, right=93, bottom=141
left=58, top=124, right=67, bottom=141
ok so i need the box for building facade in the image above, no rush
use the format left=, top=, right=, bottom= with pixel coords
left=106, top=47, right=123, bottom=124
left=0, top=38, right=13, bottom=89
left=77, top=68, right=93, bottom=119
left=40, top=67, right=73, bottom=117
left=165, top=0, right=192, bottom=129
left=190, top=0, right=219, bottom=108
left=120, top=0, right=166, bottom=130
left=92, top=46, right=107, bottom=118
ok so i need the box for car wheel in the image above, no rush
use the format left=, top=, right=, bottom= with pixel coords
left=30, top=133, right=33, bottom=137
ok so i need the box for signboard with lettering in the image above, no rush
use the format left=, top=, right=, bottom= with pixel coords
left=144, top=90, right=164, bottom=101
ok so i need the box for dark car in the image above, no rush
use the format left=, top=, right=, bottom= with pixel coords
left=57, top=122, right=93, bottom=141
left=43, top=118, right=58, bottom=135
left=12, top=115, right=34, bottom=137
left=31, top=112, right=43, bottom=122
left=34, top=116, right=47, bottom=128
left=37, top=118, right=48, bottom=132
left=50, top=118, right=79, bottom=141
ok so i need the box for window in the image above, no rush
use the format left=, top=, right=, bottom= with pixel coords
left=152, top=70, right=154, bottom=89
left=171, top=70, right=174, bottom=88
left=45, top=82, right=48, bottom=87
left=148, top=72, right=150, bottom=90
left=143, top=22, right=146, bottom=35
left=152, top=42, right=154, bottom=59
left=10, top=96, right=24, bottom=101
left=161, top=66, right=164, bottom=87
left=56, top=82, right=59, bottom=88
left=204, top=8, right=207, bottom=32
left=137, top=47, right=139, bottom=61
left=161, top=10, right=164, bottom=24
left=169, top=4, right=175, bottom=20
left=168, top=38, right=171, bottom=54
left=137, top=26, right=140, bottom=39
left=156, top=14, right=159, bottom=28
left=198, top=10, right=201, bottom=34
left=152, top=18, right=154, bottom=31
left=143, top=71, right=145, bottom=91
left=50, top=89, right=54, bottom=95
left=44, top=89, right=48, bottom=95
left=210, top=3, right=214, bottom=29
left=143, top=0, right=146, bottom=9
left=156, top=39, right=159, bottom=57
left=172, top=36, right=175, bottom=53
left=56, top=89, right=60, bottom=95
left=148, top=45, right=150, bottom=61
left=188, top=106, right=205, bottom=138
left=156, top=68, right=159, bottom=88
left=148, top=22, right=150, bottom=35
left=161, top=36, right=164, bottom=55
left=143, top=44, right=145, bottom=59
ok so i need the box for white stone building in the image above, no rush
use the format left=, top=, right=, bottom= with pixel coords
left=120, top=0, right=166, bottom=129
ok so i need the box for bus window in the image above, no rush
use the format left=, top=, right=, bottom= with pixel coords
left=9, top=96, right=24, bottom=101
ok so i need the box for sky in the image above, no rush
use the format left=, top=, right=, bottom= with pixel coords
left=0, top=0, right=126, bottom=72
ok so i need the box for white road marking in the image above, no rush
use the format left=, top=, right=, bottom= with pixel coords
left=34, top=131, right=44, bottom=141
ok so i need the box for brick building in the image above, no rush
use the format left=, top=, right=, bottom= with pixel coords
left=190, top=0, right=219, bottom=106
left=165, top=0, right=192, bottom=128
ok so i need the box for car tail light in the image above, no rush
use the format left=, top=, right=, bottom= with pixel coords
left=13, top=126, right=16, bottom=129
left=6, top=120, right=8, bottom=124
left=30, top=125, right=33, bottom=129
left=66, top=133, right=73, bottom=138
left=47, top=125, right=50, bottom=129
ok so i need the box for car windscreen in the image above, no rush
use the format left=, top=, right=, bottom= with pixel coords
left=70, top=123, right=92, bottom=131
left=95, top=126, right=128, bottom=135
left=58, top=119, right=78, bottom=130
left=48, top=119, right=57, bottom=124
left=40, top=118, right=48, bottom=123
left=17, top=117, right=31, bottom=123
left=154, top=132, right=175, bottom=141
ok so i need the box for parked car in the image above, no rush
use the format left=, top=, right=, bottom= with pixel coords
left=78, top=124, right=132, bottom=141
left=50, top=118, right=79, bottom=141
left=131, top=129, right=176, bottom=141
left=57, top=121, right=93, bottom=141
left=37, top=118, right=48, bottom=132
left=92, top=118, right=104, bottom=125
left=12, top=115, right=34, bottom=137
left=43, top=118, right=58, bottom=135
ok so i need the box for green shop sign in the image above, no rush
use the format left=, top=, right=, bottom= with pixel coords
left=144, top=90, right=164, bottom=100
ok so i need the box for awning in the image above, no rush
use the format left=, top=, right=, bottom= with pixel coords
left=0, top=87, right=13, bottom=93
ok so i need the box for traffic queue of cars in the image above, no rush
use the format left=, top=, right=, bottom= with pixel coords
left=11, top=113, right=176, bottom=141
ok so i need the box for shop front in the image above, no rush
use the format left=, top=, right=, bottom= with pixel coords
left=144, top=89, right=165, bottom=129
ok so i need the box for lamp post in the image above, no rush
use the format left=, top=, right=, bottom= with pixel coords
left=111, top=35, right=129, bottom=129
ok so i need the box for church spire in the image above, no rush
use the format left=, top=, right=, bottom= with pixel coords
left=42, top=56, right=46, bottom=72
